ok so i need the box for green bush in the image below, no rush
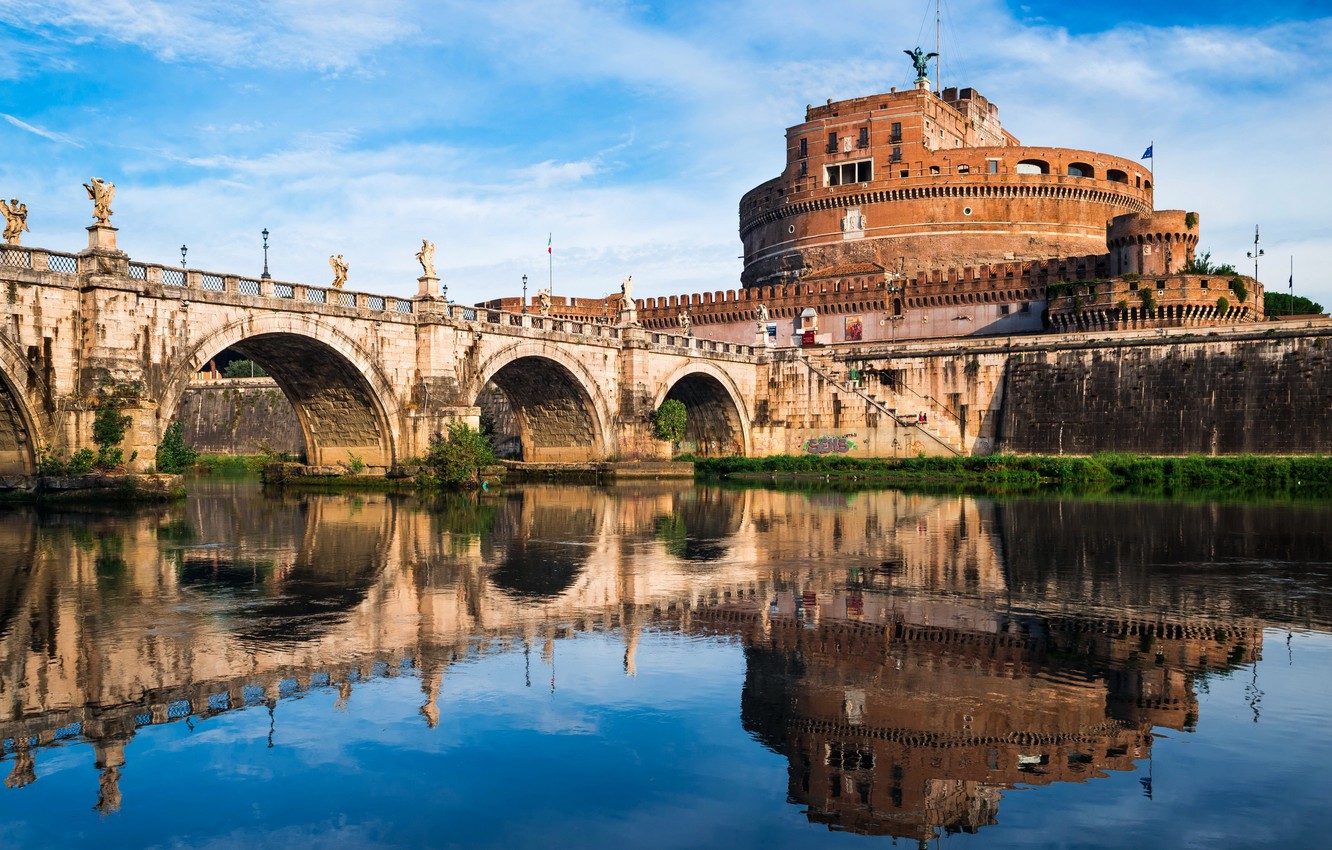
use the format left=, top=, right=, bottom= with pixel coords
left=419, top=422, right=496, bottom=489
left=36, top=445, right=96, bottom=476
left=1137, top=288, right=1157, bottom=313
left=651, top=399, right=687, bottom=442
left=155, top=421, right=199, bottom=474
left=1229, top=277, right=1248, bottom=303
left=1216, top=295, right=1230, bottom=314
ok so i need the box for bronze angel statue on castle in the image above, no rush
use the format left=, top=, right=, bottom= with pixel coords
left=905, top=47, right=938, bottom=80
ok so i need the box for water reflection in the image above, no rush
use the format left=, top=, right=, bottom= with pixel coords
left=1, top=481, right=1330, bottom=839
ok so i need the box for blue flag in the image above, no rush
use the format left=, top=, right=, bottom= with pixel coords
left=1141, top=144, right=1153, bottom=160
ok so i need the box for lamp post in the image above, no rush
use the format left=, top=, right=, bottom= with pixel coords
left=1247, top=224, right=1264, bottom=283
left=261, top=228, right=271, bottom=280
left=180, top=244, right=187, bottom=268
left=521, top=274, right=528, bottom=314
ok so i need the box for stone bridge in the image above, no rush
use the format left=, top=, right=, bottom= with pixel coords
left=2, top=224, right=942, bottom=475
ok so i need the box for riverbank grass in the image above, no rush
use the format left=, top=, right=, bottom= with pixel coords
left=690, top=453, right=1332, bottom=492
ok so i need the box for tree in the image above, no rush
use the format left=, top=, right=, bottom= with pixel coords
left=155, top=421, right=198, bottom=473
left=92, top=397, right=133, bottom=470
left=1181, top=249, right=1238, bottom=276
left=1265, top=292, right=1324, bottom=316
left=222, top=359, right=268, bottom=378
left=419, top=422, right=496, bottom=489
left=651, top=399, right=687, bottom=443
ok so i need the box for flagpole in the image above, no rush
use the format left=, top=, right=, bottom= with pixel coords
left=548, top=232, right=553, bottom=296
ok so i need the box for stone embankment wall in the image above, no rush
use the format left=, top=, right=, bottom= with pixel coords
left=999, top=328, right=1332, bottom=455
left=176, top=378, right=304, bottom=456
left=824, top=318, right=1332, bottom=456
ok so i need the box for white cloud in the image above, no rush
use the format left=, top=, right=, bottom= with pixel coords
left=0, top=0, right=420, bottom=73
left=1, top=113, right=84, bottom=146
left=2, top=0, right=1329, bottom=305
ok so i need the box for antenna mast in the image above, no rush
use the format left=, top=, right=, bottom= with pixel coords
left=934, top=0, right=941, bottom=91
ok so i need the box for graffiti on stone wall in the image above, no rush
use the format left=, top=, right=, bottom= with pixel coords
left=804, top=434, right=857, bottom=454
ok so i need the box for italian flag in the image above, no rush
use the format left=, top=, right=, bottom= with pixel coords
left=547, top=234, right=552, bottom=254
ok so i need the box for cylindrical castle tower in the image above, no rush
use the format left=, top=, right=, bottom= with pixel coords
left=1107, top=210, right=1200, bottom=276
left=739, top=83, right=1155, bottom=287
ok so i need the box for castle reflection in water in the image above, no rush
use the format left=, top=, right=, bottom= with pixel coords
left=2, top=481, right=1326, bottom=839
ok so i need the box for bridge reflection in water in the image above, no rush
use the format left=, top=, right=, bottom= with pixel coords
left=1, top=482, right=1327, bottom=838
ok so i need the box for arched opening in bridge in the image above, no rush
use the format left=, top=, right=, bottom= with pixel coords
left=486, top=490, right=597, bottom=600
left=475, top=356, right=603, bottom=463
left=661, top=372, right=746, bottom=457
left=0, top=369, right=34, bottom=475
left=173, top=334, right=391, bottom=470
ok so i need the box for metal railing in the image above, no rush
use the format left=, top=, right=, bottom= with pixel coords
left=800, top=355, right=963, bottom=456
left=49, top=253, right=78, bottom=274
left=0, top=245, right=765, bottom=355
left=0, top=248, right=30, bottom=269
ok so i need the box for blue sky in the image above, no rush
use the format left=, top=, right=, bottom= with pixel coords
left=2, top=0, right=1329, bottom=306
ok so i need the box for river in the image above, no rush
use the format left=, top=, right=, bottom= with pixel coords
left=2, top=478, right=1330, bottom=848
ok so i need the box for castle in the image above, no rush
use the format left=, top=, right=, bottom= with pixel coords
left=490, top=64, right=1265, bottom=347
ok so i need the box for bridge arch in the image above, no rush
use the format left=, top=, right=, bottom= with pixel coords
left=0, top=337, right=48, bottom=475
left=158, top=315, right=402, bottom=470
left=654, top=362, right=751, bottom=456
left=467, top=342, right=614, bottom=462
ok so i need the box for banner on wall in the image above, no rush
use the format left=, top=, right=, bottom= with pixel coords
left=845, top=315, right=863, bottom=341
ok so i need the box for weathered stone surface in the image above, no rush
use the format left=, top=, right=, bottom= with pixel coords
left=176, top=378, right=303, bottom=456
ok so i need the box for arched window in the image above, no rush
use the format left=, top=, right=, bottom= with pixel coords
left=1068, top=162, right=1094, bottom=178
left=1106, top=169, right=1128, bottom=184
left=1016, top=159, right=1049, bottom=175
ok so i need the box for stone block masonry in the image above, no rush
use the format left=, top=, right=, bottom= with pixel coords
left=176, top=379, right=304, bottom=456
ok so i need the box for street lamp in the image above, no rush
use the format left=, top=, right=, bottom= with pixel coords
left=180, top=244, right=187, bottom=268
left=521, top=274, right=528, bottom=314
left=261, top=228, right=271, bottom=280
left=1247, top=224, right=1264, bottom=283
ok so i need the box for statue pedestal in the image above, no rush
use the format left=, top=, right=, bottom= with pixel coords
left=86, top=224, right=120, bottom=252
left=79, top=224, right=128, bottom=275
left=755, top=328, right=769, bottom=347
left=914, top=76, right=931, bottom=91
left=417, top=275, right=439, bottom=298
left=619, top=305, right=638, bottom=327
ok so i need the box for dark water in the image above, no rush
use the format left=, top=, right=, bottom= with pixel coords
left=2, top=480, right=1332, bottom=849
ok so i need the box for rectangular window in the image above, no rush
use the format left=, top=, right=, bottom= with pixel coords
left=857, top=127, right=869, bottom=148
left=799, top=160, right=807, bottom=177
left=1157, top=279, right=1166, bottom=290
left=799, top=137, right=807, bottom=158
left=999, top=305, right=1010, bottom=316
left=827, top=131, right=838, bottom=153
left=825, top=159, right=872, bottom=186
left=890, top=122, right=902, bottom=143
left=987, top=159, right=999, bottom=174
left=890, top=146, right=902, bottom=162
left=1200, top=279, right=1209, bottom=289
